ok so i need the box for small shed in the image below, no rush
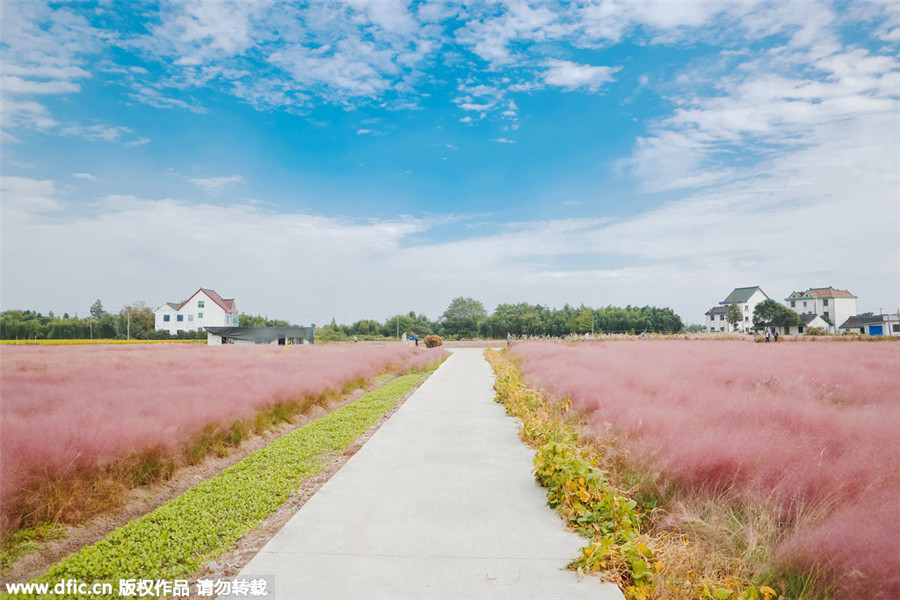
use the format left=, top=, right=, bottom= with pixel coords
left=205, top=326, right=315, bottom=345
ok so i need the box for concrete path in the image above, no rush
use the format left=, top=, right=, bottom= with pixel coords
left=222, top=348, right=624, bottom=600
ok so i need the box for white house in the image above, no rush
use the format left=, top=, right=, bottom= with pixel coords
left=783, top=313, right=831, bottom=335
left=784, top=287, right=857, bottom=334
left=155, top=288, right=239, bottom=335
left=705, top=286, right=769, bottom=333
left=838, top=313, right=900, bottom=337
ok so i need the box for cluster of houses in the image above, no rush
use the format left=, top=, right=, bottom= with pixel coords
left=154, top=288, right=313, bottom=345
left=155, top=286, right=897, bottom=343
left=705, top=286, right=900, bottom=336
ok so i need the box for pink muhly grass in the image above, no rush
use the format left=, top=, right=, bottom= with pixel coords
left=0, top=343, right=445, bottom=527
left=511, top=340, right=900, bottom=599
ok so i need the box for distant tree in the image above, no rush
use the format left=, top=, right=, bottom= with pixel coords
left=753, top=300, right=800, bottom=331
left=239, top=313, right=291, bottom=327
left=441, top=297, right=487, bottom=338
left=726, top=302, right=743, bottom=330
left=120, top=301, right=155, bottom=338
left=90, top=299, right=106, bottom=319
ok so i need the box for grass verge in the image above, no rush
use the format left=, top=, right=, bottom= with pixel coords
left=486, top=349, right=783, bottom=600
left=2, top=371, right=430, bottom=599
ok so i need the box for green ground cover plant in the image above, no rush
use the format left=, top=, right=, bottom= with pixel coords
left=486, top=349, right=780, bottom=600
left=4, top=371, right=432, bottom=599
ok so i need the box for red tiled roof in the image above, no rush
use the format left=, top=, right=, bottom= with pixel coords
left=787, top=287, right=856, bottom=300
left=199, top=288, right=237, bottom=313
left=806, top=287, right=855, bottom=298
left=179, top=288, right=238, bottom=313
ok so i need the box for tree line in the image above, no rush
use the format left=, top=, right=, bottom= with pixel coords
left=1, top=296, right=684, bottom=341
left=319, top=297, right=685, bottom=341
left=0, top=300, right=290, bottom=341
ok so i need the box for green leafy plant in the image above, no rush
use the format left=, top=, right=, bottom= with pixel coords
left=6, top=373, right=430, bottom=599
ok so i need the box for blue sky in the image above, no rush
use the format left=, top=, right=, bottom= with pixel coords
left=2, top=0, right=899, bottom=326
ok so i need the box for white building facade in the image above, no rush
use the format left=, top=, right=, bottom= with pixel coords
left=155, top=288, right=239, bottom=335
left=705, top=286, right=769, bottom=333
left=784, top=287, right=857, bottom=334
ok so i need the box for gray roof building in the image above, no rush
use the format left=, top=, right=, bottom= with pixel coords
left=205, top=326, right=314, bottom=345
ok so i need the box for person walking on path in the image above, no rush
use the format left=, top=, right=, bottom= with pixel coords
left=766, top=329, right=771, bottom=342
left=507, top=332, right=512, bottom=347
left=402, top=331, right=408, bottom=345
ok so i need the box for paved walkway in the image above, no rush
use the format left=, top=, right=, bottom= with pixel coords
left=223, top=348, right=624, bottom=600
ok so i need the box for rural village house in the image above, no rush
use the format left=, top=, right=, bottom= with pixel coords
left=704, top=286, right=769, bottom=333
left=784, top=287, right=857, bottom=334
left=705, top=285, right=897, bottom=336
left=154, top=288, right=239, bottom=335
left=838, top=313, right=900, bottom=336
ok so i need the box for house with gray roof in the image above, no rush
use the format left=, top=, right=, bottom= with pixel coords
left=205, top=326, right=314, bottom=345
left=838, top=313, right=900, bottom=337
left=705, top=286, right=769, bottom=333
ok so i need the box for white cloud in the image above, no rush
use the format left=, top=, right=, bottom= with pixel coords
left=187, top=175, right=245, bottom=193
left=128, top=85, right=208, bottom=114
left=0, top=176, right=63, bottom=215
left=542, top=59, right=619, bottom=92
left=73, top=173, right=99, bottom=181
left=1, top=76, right=81, bottom=95
left=59, top=124, right=134, bottom=143
left=0, top=2, right=105, bottom=137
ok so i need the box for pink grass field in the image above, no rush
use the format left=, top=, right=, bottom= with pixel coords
left=0, top=343, right=445, bottom=525
left=511, top=340, right=900, bottom=600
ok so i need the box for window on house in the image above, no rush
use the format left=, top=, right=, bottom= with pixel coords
left=177, top=315, right=184, bottom=322
left=791, top=301, right=796, bottom=307
left=188, top=314, right=194, bottom=322
left=803, top=301, right=807, bottom=307
left=719, top=315, right=724, bottom=320
left=198, top=312, right=203, bottom=320
left=823, top=299, right=829, bottom=306
left=798, top=326, right=804, bottom=334
left=198, top=300, right=205, bottom=308
left=744, top=316, right=749, bottom=322
left=893, top=324, right=899, bottom=333
left=163, top=315, right=170, bottom=322
left=824, top=311, right=829, bottom=318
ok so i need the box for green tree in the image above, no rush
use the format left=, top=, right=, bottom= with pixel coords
left=120, top=301, right=155, bottom=338
left=90, top=299, right=106, bottom=319
left=440, top=297, right=487, bottom=339
left=726, top=302, right=743, bottom=331
left=753, top=300, right=800, bottom=331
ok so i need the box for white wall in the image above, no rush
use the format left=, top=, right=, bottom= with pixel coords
left=155, top=290, right=239, bottom=334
